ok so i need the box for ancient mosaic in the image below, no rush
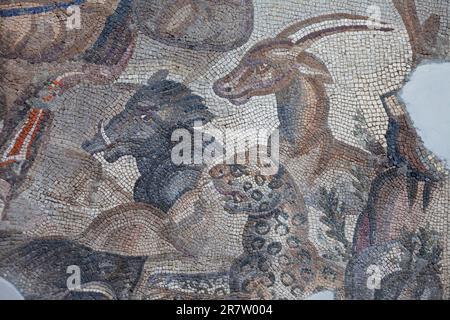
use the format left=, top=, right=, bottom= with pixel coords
left=0, top=0, right=449, bottom=300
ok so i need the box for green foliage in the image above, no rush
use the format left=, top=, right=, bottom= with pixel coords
left=350, top=165, right=371, bottom=204
left=318, top=187, right=351, bottom=260
left=353, top=108, right=374, bottom=150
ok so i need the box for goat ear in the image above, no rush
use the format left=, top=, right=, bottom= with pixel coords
left=294, top=52, right=333, bottom=83
left=422, top=14, right=441, bottom=48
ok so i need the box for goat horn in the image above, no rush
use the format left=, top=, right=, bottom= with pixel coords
left=295, top=24, right=395, bottom=50
left=278, top=13, right=377, bottom=38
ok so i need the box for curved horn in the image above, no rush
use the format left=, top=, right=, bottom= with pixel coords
left=297, top=25, right=394, bottom=49
left=282, top=14, right=395, bottom=54
left=277, top=13, right=379, bottom=38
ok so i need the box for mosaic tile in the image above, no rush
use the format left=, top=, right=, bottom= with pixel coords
left=0, top=0, right=449, bottom=300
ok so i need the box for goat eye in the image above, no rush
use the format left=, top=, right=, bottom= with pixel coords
left=257, top=64, right=269, bottom=73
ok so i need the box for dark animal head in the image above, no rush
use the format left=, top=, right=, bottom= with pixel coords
left=82, top=72, right=213, bottom=163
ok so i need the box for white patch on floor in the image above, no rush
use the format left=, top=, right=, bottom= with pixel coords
left=305, top=290, right=335, bottom=300
left=400, top=62, right=450, bottom=165
left=0, top=277, right=24, bottom=300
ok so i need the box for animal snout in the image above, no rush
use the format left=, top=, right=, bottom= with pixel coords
left=81, top=120, right=112, bottom=155
left=81, top=137, right=104, bottom=155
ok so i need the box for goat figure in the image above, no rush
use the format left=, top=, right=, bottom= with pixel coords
left=214, top=14, right=394, bottom=181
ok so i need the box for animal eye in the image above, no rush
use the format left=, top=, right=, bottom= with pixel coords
left=140, top=114, right=152, bottom=122
left=209, top=165, right=228, bottom=179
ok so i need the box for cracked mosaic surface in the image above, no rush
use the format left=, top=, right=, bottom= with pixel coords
left=0, top=0, right=449, bottom=300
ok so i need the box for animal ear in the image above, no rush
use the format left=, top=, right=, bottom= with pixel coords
left=421, top=14, right=441, bottom=48
left=147, top=70, right=169, bottom=85
left=294, top=52, right=333, bottom=83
